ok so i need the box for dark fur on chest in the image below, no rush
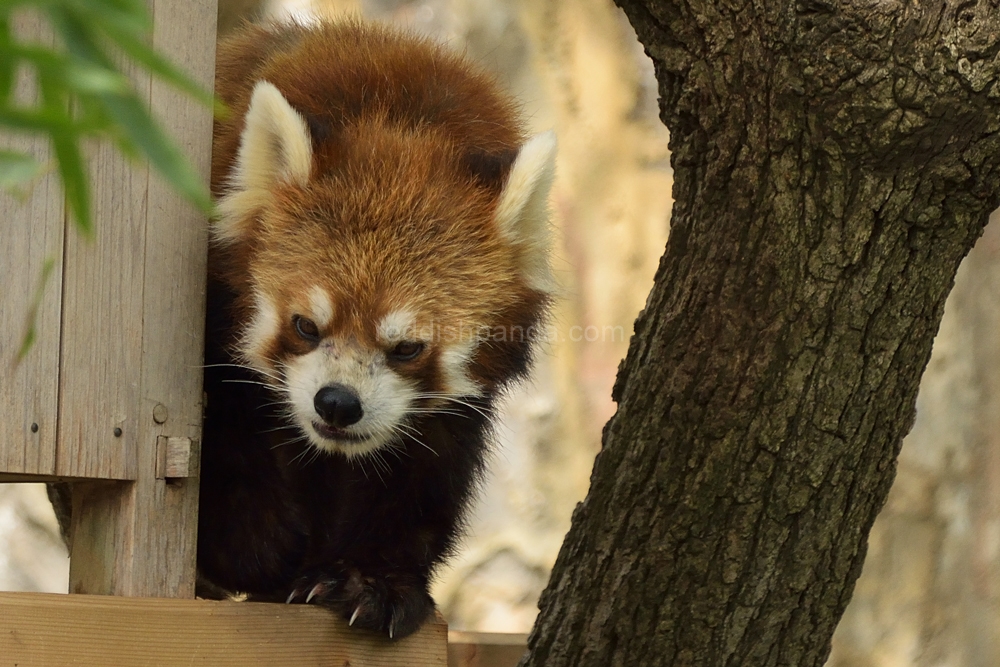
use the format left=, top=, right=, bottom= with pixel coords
left=196, top=283, right=495, bottom=634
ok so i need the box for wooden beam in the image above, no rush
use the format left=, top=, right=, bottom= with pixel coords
left=65, top=0, right=217, bottom=598
left=0, top=473, right=72, bottom=483
left=0, top=592, right=447, bottom=666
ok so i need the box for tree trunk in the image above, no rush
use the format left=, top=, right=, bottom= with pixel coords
left=829, top=212, right=1000, bottom=667
left=521, top=2, right=1000, bottom=665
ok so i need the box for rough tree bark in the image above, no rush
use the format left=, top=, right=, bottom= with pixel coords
left=522, top=2, right=1000, bottom=666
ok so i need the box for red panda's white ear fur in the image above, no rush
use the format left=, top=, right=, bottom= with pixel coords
left=214, top=81, right=313, bottom=244
left=495, top=131, right=557, bottom=294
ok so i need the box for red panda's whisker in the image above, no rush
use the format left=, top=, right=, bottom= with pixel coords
left=307, top=447, right=326, bottom=467
left=368, top=451, right=390, bottom=486
left=406, top=408, right=470, bottom=418
left=257, top=399, right=293, bottom=409
left=259, top=423, right=299, bottom=434
left=271, top=433, right=309, bottom=451
left=382, top=441, right=408, bottom=462
left=348, top=455, right=371, bottom=481
left=221, top=378, right=281, bottom=390
left=411, top=395, right=491, bottom=420
left=289, top=443, right=320, bottom=466
left=204, top=362, right=285, bottom=384
left=393, top=423, right=439, bottom=457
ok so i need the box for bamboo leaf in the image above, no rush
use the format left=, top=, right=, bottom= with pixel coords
left=0, top=15, right=14, bottom=101
left=61, top=0, right=151, bottom=36
left=0, top=105, right=75, bottom=133
left=101, top=93, right=211, bottom=214
left=99, top=21, right=215, bottom=108
left=45, top=6, right=110, bottom=69
left=14, top=256, right=56, bottom=364
left=63, top=60, right=131, bottom=95
left=0, top=149, right=44, bottom=188
left=50, top=130, right=91, bottom=235
left=4, top=0, right=214, bottom=227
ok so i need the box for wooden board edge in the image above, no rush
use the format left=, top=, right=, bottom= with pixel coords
left=0, top=473, right=75, bottom=483
left=0, top=591, right=447, bottom=667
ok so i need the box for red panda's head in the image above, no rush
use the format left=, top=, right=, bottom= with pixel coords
left=212, top=81, right=555, bottom=458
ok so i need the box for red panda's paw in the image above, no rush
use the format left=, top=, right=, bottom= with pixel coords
left=287, top=567, right=434, bottom=640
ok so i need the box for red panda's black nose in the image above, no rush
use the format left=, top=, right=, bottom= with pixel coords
left=314, top=384, right=364, bottom=427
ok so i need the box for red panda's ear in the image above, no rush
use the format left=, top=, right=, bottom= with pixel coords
left=495, top=131, right=557, bottom=294
left=237, top=81, right=313, bottom=189
left=214, top=81, right=313, bottom=244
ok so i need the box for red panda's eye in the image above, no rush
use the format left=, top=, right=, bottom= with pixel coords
left=293, top=315, right=320, bottom=342
left=388, top=341, right=424, bottom=362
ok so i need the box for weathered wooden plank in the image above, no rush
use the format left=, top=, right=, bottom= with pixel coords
left=55, top=109, right=147, bottom=480
left=0, top=10, right=64, bottom=477
left=0, top=592, right=448, bottom=666
left=125, top=0, right=215, bottom=595
left=66, top=0, right=217, bottom=597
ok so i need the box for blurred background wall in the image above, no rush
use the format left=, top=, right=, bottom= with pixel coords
left=1, top=0, right=998, bottom=662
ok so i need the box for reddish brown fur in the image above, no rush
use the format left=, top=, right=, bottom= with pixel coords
left=211, top=21, right=542, bottom=390
left=199, top=20, right=550, bottom=640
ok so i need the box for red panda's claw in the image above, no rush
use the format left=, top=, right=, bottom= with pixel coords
left=306, top=582, right=327, bottom=603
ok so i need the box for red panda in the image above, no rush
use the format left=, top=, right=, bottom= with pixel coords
left=197, top=20, right=555, bottom=640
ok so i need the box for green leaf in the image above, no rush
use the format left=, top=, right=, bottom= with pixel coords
left=99, top=21, right=215, bottom=108
left=100, top=92, right=211, bottom=214
left=50, top=130, right=91, bottom=236
left=45, top=6, right=111, bottom=69
left=4, top=0, right=214, bottom=230
left=63, top=60, right=131, bottom=95
left=0, top=15, right=14, bottom=101
left=15, top=326, right=36, bottom=362
left=0, top=149, right=44, bottom=188
left=55, top=3, right=222, bottom=114
left=14, top=256, right=56, bottom=364
left=14, top=44, right=127, bottom=96
left=0, top=105, right=76, bottom=133
left=61, top=0, right=151, bottom=36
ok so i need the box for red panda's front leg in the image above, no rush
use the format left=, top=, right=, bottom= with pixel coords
left=284, top=491, right=448, bottom=640
left=197, top=360, right=311, bottom=597
left=286, top=562, right=435, bottom=639
left=284, top=407, right=490, bottom=639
